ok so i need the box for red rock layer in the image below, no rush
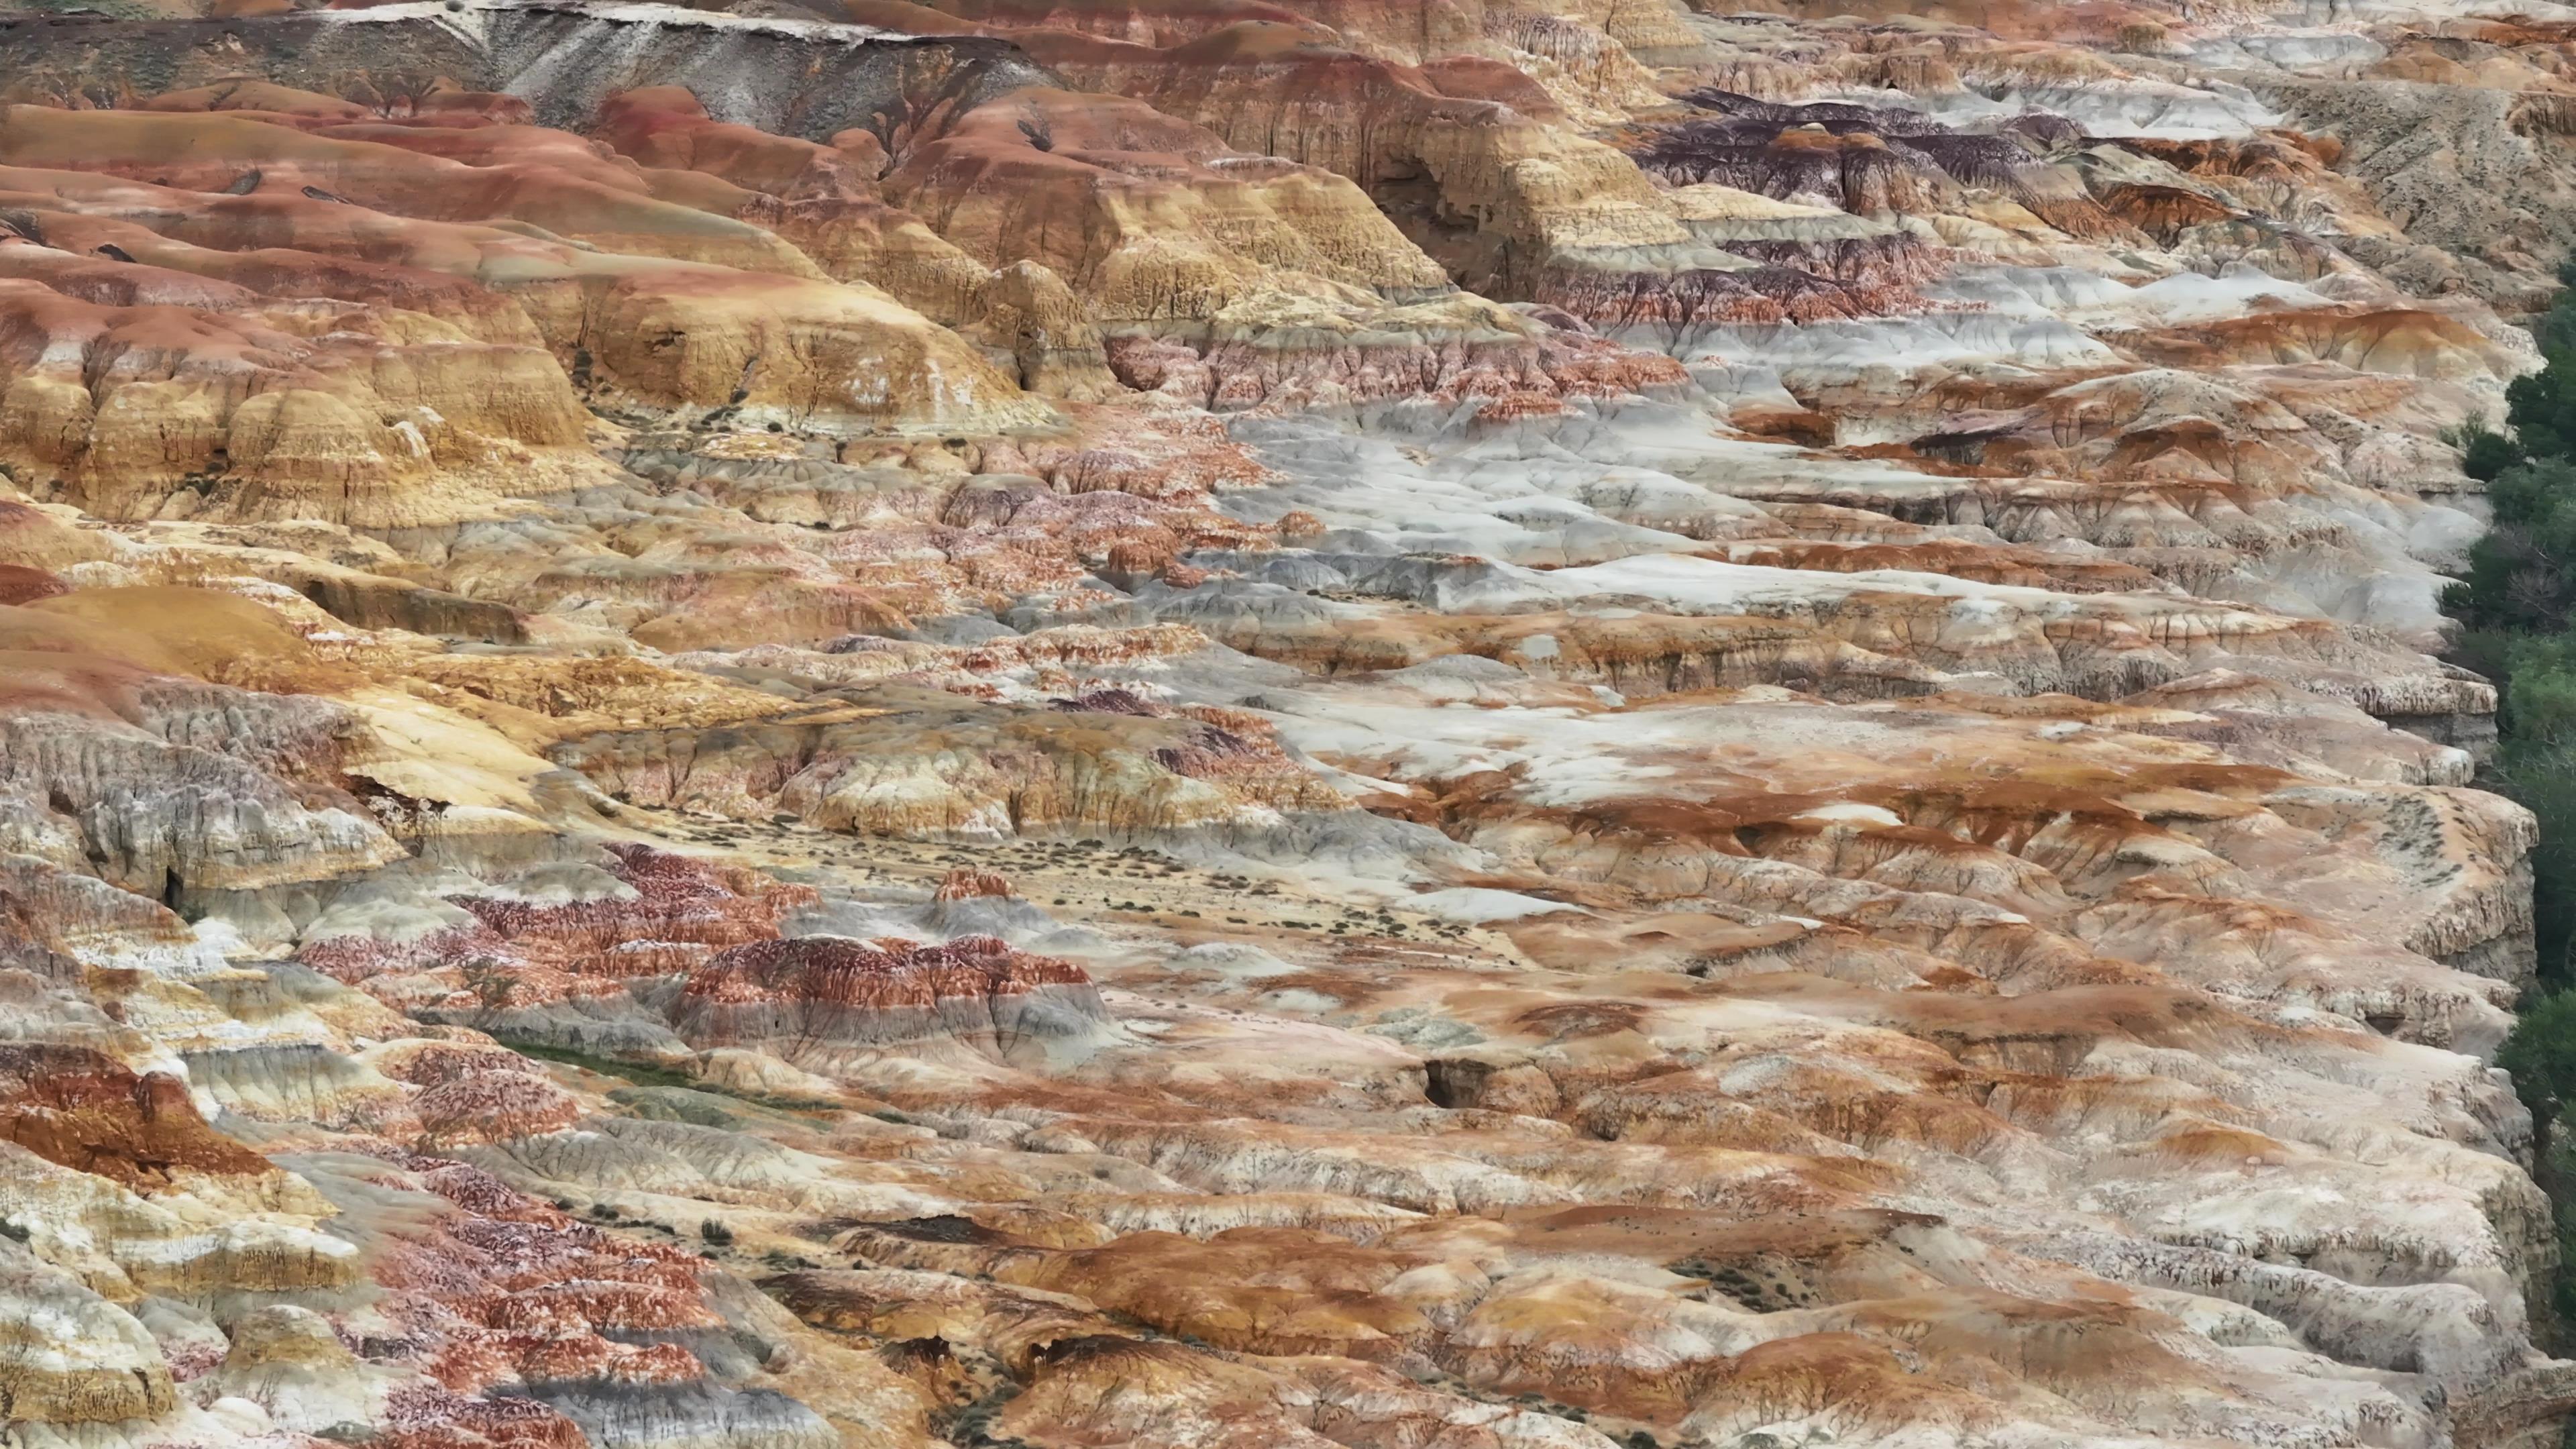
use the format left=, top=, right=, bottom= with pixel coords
left=673, top=934, right=1110, bottom=1056
left=0, top=1043, right=270, bottom=1187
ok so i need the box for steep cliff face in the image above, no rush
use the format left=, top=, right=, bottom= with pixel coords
left=0, top=1, right=2571, bottom=1448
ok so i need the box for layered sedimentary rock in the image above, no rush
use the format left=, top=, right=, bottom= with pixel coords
left=2, top=1, right=2575, bottom=1448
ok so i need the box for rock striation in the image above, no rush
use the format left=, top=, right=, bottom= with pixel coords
left=0, top=1, right=2573, bottom=1448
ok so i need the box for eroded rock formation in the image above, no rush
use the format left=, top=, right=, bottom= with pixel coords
left=0, top=0, right=2571, bottom=1447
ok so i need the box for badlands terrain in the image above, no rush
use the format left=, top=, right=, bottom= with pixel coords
left=0, top=0, right=2571, bottom=1445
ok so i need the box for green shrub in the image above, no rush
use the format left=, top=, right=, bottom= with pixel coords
left=2512, top=639, right=2576, bottom=749
left=2467, top=427, right=2525, bottom=482
left=2508, top=266, right=2576, bottom=464
left=2509, top=358, right=2576, bottom=464
left=2502, top=990, right=2576, bottom=1132
left=2446, top=414, right=2524, bottom=482
left=2444, top=460, right=2576, bottom=631
left=2490, top=745, right=2576, bottom=985
left=2451, top=270, right=2576, bottom=1353
left=2534, top=258, right=2576, bottom=358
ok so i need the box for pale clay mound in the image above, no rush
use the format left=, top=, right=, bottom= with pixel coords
left=2, top=1, right=2576, bottom=1447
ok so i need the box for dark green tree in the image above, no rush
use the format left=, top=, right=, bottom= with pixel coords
left=2508, top=359, right=2576, bottom=462
left=2463, top=424, right=2523, bottom=482
left=2502, top=990, right=2576, bottom=1136
left=2445, top=460, right=2576, bottom=632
